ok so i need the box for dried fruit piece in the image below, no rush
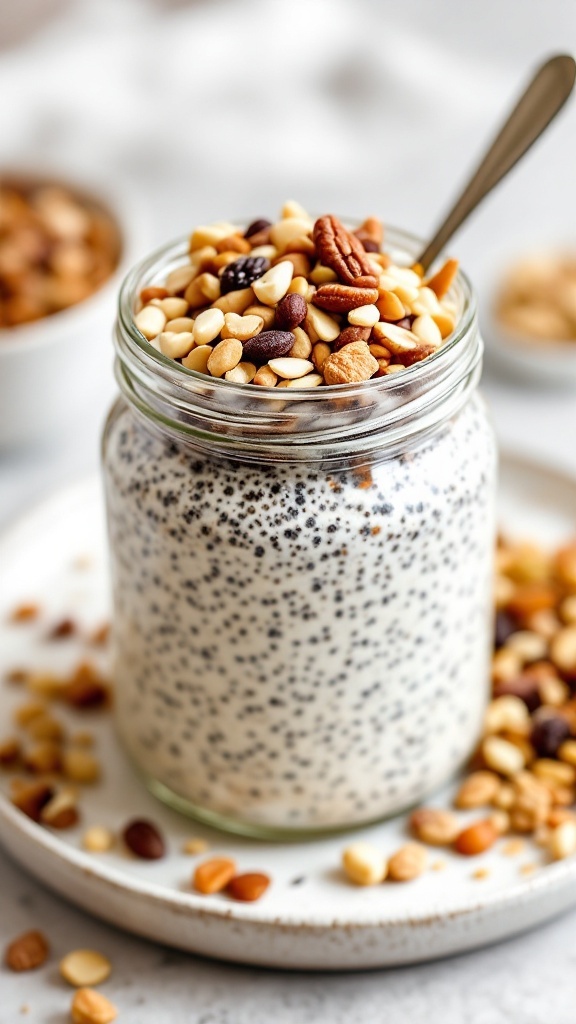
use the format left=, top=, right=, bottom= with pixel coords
left=5, top=930, right=49, bottom=971
left=71, top=987, right=118, bottom=1024
left=454, top=820, right=498, bottom=856
left=227, top=872, right=271, bottom=901
left=123, top=819, right=166, bottom=860
left=60, top=949, right=112, bottom=987
left=220, top=255, right=270, bottom=294
left=193, top=857, right=236, bottom=894
left=425, top=258, right=459, bottom=298
left=313, top=215, right=377, bottom=288
left=244, top=217, right=272, bottom=239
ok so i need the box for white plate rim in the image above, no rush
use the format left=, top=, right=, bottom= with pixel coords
left=1, top=454, right=576, bottom=936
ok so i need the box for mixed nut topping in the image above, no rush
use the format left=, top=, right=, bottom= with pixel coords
left=495, top=252, right=576, bottom=342
left=135, top=201, right=459, bottom=387
left=0, top=177, right=121, bottom=328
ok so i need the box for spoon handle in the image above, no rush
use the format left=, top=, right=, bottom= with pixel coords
left=418, top=54, right=576, bottom=271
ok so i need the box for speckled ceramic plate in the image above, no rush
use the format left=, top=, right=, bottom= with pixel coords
left=1, top=454, right=576, bottom=970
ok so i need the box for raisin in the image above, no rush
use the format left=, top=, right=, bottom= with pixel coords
left=495, top=610, right=517, bottom=648
left=123, top=819, right=166, bottom=859
left=531, top=712, right=571, bottom=757
left=493, top=673, right=541, bottom=712
left=242, top=330, right=295, bottom=363
left=244, top=218, right=272, bottom=239
left=275, top=293, right=307, bottom=331
left=220, top=255, right=270, bottom=295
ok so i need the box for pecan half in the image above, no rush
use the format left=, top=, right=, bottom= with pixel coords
left=313, top=215, right=377, bottom=288
left=312, top=283, right=378, bottom=313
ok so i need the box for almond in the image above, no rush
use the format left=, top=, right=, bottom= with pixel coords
left=227, top=872, right=271, bottom=902
left=5, top=930, right=49, bottom=971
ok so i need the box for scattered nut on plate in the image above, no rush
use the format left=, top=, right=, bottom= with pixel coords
left=4, top=929, right=50, bottom=972
left=60, top=949, right=112, bottom=987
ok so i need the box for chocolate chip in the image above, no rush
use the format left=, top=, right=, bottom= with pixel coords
left=220, top=255, right=270, bottom=295
left=123, top=819, right=166, bottom=859
left=242, top=330, right=295, bottom=363
left=531, top=712, right=571, bottom=757
left=244, top=218, right=272, bottom=239
left=274, top=293, right=307, bottom=331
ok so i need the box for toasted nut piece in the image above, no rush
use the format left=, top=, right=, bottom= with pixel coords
left=71, top=987, right=118, bottom=1024
left=159, top=330, right=195, bottom=359
left=533, top=758, right=576, bottom=787
left=207, top=338, right=243, bottom=377
left=305, top=304, right=340, bottom=342
left=62, top=749, right=100, bottom=784
left=268, top=357, right=314, bottom=379
left=505, top=630, right=548, bottom=664
left=289, top=327, right=313, bottom=359
left=24, top=741, right=62, bottom=775
left=0, top=736, right=20, bottom=765
left=550, top=627, right=576, bottom=675
left=411, top=314, right=443, bottom=347
left=151, top=296, right=188, bottom=319
left=510, top=771, right=551, bottom=831
left=281, top=199, right=311, bottom=219
left=83, top=826, right=114, bottom=853
left=5, top=930, right=49, bottom=972
left=252, top=261, right=293, bottom=305
left=489, top=810, right=511, bottom=834
left=348, top=304, right=380, bottom=327
left=426, top=258, right=459, bottom=298
left=558, top=739, right=576, bottom=766
left=11, top=780, right=53, bottom=821
left=323, top=341, right=378, bottom=385
left=182, top=838, right=209, bottom=855
left=454, top=770, right=501, bottom=809
left=140, top=285, right=168, bottom=304
left=182, top=345, right=211, bottom=374
left=333, top=325, right=371, bottom=349
left=387, top=842, right=427, bottom=881
left=508, top=584, right=558, bottom=619
left=354, top=216, right=383, bottom=246
left=164, top=316, right=195, bottom=334
left=494, top=782, right=515, bottom=809
left=369, top=344, right=392, bottom=359
left=287, top=275, right=310, bottom=297
left=482, top=735, right=525, bottom=776
left=213, top=287, right=255, bottom=315
left=411, top=287, right=441, bottom=316
left=10, top=602, right=41, bottom=623
left=274, top=252, right=312, bottom=278
left=123, top=819, right=165, bottom=859
left=342, top=841, right=387, bottom=885
left=225, top=361, right=257, bottom=384
left=193, top=307, right=225, bottom=345
left=244, top=303, right=276, bottom=329
left=195, top=272, right=221, bottom=301
left=270, top=217, right=313, bottom=253
left=432, top=311, right=456, bottom=338
left=222, top=312, right=263, bottom=341
left=227, top=872, right=271, bottom=902
left=194, top=857, right=236, bottom=894
left=409, top=808, right=460, bottom=845
left=372, top=321, right=418, bottom=354
left=454, top=819, right=498, bottom=856
left=40, top=788, right=79, bottom=829
left=253, top=366, right=278, bottom=387
left=279, top=373, right=324, bottom=389
left=215, top=233, right=251, bottom=255
left=560, top=595, right=576, bottom=624
left=165, top=264, right=197, bottom=295
left=190, top=222, right=237, bottom=250
left=484, top=695, right=531, bottom=735
left=549, top=819, right=576, bottom=860
left=309, top=263, right=338, bottom=285
left=312, top=342, right=331, bottom=369
left=27, top=670, right=68, bottom=699
left=539, top=675, right=570, bottom=706
left=491, top=647, right=522, bottom=683
left=60, top=950, right=112, bottom=988
left=25, top=712, right=64, bottom=742
left=134, top=304, right=166, bottom=340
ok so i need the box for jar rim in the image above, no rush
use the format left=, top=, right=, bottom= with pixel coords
left=117, top=223, right=476, bottom=399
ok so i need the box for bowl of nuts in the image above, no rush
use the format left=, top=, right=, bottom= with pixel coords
left=485, top=250, right=576, bottom=386
left=0, top=169, right=145, bottom=448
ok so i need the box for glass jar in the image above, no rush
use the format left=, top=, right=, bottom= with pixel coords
left=102, top=226, right=497, bottom=838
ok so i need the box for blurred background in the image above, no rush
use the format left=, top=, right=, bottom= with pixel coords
left=1, top=0, right=576, bottom=521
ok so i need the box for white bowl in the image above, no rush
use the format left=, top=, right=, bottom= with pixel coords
left=481, top=253, right=576, bottom=388
left=0, top=169, right=148, bottom=449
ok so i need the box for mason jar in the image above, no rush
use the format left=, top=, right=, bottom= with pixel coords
left=102, top=226, right=497, bottom=838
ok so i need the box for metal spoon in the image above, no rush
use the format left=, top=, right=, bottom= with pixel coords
left=418, top=54, right=576, bottom=272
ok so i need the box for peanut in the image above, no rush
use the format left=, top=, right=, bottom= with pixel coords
left=71, top=987, right=118, bottom=1024
left=342, top=842, right=387, bottom=885
left=409, top=807, right=460, bottom=845
left=387, top=843, right=427, bottom=881
left=207, top=338, right=243, bottom=377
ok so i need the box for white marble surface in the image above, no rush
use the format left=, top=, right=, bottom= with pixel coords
left=2, top=0, right=576, bottom=1018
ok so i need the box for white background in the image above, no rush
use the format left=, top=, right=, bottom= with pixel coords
left=2, top=0, right=576, bottom=1019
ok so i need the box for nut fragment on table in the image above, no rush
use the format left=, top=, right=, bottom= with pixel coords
left=4, top=930, right=49, bottom=971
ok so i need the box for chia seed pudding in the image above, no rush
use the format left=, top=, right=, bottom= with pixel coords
left=103, top=210, right=497, bottom=836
